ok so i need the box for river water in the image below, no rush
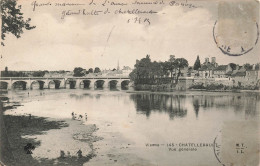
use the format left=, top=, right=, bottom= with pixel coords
left=3, top=89, right=260, bottom=166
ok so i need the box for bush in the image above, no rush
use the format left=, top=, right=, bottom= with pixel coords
left=189, top=84, right=206, bottom=89
left=134, top=84, right=174, bottom=91
left=206, top=84, right=224, bottom=90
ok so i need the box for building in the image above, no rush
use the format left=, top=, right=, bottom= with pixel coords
left=198, top=64, right=215, bottom=78
left=202, top=57, right=218, bottom=67
left=212, top=64, right=234, bottom=78
left=117, top=60, right=120, bottom=71
left=121, top=66, right=132, bottom=76
left=213, top=65, right=228, bottom=78
left=101, top=66, right=132, bottom=77
left=232, top=67, right=260, bottom=87
left=204, top=57, right=209, bottom=64
left=191, top=55, right=260, bottom=88
left=196, top=57, right=218, bottom=78
left=44, top=71, right=73, bottom=77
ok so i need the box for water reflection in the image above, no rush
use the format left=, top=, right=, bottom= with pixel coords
left=130, top=94, right=187, bottom=119
left=130, top=93, right=260, bottom=120
left=69, top=93, right=104, bottom=100
left=30, top=89, right=259, bottom=120
left=192, top=98, right=200, bottom=118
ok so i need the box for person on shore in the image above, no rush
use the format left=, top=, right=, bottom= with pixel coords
left=60, top=150, right=65, bottom=158
left=29, top=114, right=31, bottom=120
left=24, top=143, right=35, bottom=154
left=79, top=114, right=83, bottom=119
left=71, top=112, right=75, bottom=119
left=85, top=113, right=88, bottom=120
left=77, top=149, right=82, bottom=158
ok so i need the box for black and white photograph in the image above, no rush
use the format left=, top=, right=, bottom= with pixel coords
left=0, top=0, right=259, bottom=165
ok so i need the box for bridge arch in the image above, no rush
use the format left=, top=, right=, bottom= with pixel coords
left=0, top=81, right=9, bottom=90
left=121, top=80, right=130, bottom=89
left=108, top=80, right=119, bottom=89
left=65, top=79, right=76, bottom=89
left=30, top=80, right=45, bottom=90
left=49, top=80, right=61, bottom=89
left=12, top=81, right=28, bottom=90
left=95, top=80, right=105, bottom=89
left=1, top=77, right=130, bottom=90
left=79, top=80, right=92, bottom=89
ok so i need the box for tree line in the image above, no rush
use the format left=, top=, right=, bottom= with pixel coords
left=129, top=55, right=189, bottom=85
left=1, top=70, right=48, bottom=77
left=73, top=67, right=101, bottom=77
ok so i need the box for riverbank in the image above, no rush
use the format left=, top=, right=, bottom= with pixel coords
left=0, top=98, right=100, bottom=166
left=134, top=84, right=175, bottom=92
left=132, top=84, right=260, bottom=93
left=128, top=88, right=260, bottom=94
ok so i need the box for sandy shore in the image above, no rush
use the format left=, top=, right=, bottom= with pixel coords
left=0, top=100, right=101, bottom=166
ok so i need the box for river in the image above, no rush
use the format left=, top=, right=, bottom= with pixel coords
left=3, top=89, right=260, bottom=166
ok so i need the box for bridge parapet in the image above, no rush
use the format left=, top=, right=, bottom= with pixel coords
left=1, top=76, right=130, bottom=80
left=0, top=76, right=131, bottom=90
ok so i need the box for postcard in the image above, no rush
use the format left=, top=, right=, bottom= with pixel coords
left=0, top=0, right=259, bottom=165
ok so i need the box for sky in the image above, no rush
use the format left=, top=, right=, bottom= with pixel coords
left=1, top=0, right=260, bottom=71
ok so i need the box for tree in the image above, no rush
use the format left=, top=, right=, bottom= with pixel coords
left=32, top=71, right=45, bottom=77
left=168, top=55, right=176, bottom=83
left=243, top=63, right=252, bottom=70
left=112, top=68, right=116, bottom=71
left=135, top=55, right=151, bottom=84
left=129, top=55, right=152, bottom=84
left=174, top=58, right=189, bottom=83
left=58, top=70, right=65, bottom=74
left=150, top=61, right=164, bottom=84
left=149, top=61, right=157, bottom=84
left=1, top=0, right=36, bottom=46
left=130, top=55, right=189, bottom=86
left=229, top=63, right=237, bottom=71
left=1, top=70, right=28, bottom=77
left=94, top=67, right=101, bottom=73
left=73, top=67, right=85, bottom=77
left=193, top=56, right=201, bottom=70
left=129, top=69, right=137, bottom=83
left=169, top=55, right=175, bottom=63
left=88, top=68, right=93, bottom=73
left=161, top=61, right=169, bottom=77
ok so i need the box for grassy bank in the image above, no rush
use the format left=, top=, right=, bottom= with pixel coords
left=134, top=84, right=175, bottom=92
left=189, top=84, right=259, bottom=91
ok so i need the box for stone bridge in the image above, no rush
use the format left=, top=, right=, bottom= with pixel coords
left=0, top=77, right=131, bottom=90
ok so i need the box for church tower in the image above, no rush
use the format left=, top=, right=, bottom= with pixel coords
left=117, top=60, right=120, bottom=70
